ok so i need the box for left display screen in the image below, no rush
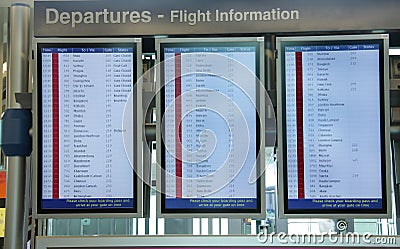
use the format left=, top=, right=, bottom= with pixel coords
left=36, top=40, right=141, bottom=215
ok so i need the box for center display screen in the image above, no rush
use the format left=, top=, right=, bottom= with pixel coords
left=157, top=37, right=265, bottom=217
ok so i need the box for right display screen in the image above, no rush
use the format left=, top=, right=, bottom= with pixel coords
left=277, top=34, right=390, bottom=217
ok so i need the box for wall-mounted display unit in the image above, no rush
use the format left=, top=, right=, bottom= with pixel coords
left=156, top=37, right=266, bottom=218
left=33, top=38, right=144, bottom=217
left=276, top=34, right=391, bottom=218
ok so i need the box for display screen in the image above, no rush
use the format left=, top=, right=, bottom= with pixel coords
left=36, top=40, right=140, bottom=214
left=158, top=38, right=264, bottom=216
left=277, top=35, right=390, bottom=216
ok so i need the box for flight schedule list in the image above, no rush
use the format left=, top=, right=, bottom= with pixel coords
left=284, top=44, right=383, bottom=210
left=41, top=47, right=135, bottom=209
left=163, top=47, right=259, bottom=210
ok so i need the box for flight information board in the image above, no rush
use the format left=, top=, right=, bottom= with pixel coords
left=157, top=38, right=265, bottom=217
left=35, top=38, right=143, bottom=216
left=277, top=34, right=391, bottom=218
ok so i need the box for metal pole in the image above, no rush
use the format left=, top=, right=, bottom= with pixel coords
left=4, top=3, right=30, bottom=249
left=391, top=140, right=400, bottom=234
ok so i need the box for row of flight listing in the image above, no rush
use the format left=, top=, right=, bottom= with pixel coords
left=36, top=35, right=390, bottom=217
